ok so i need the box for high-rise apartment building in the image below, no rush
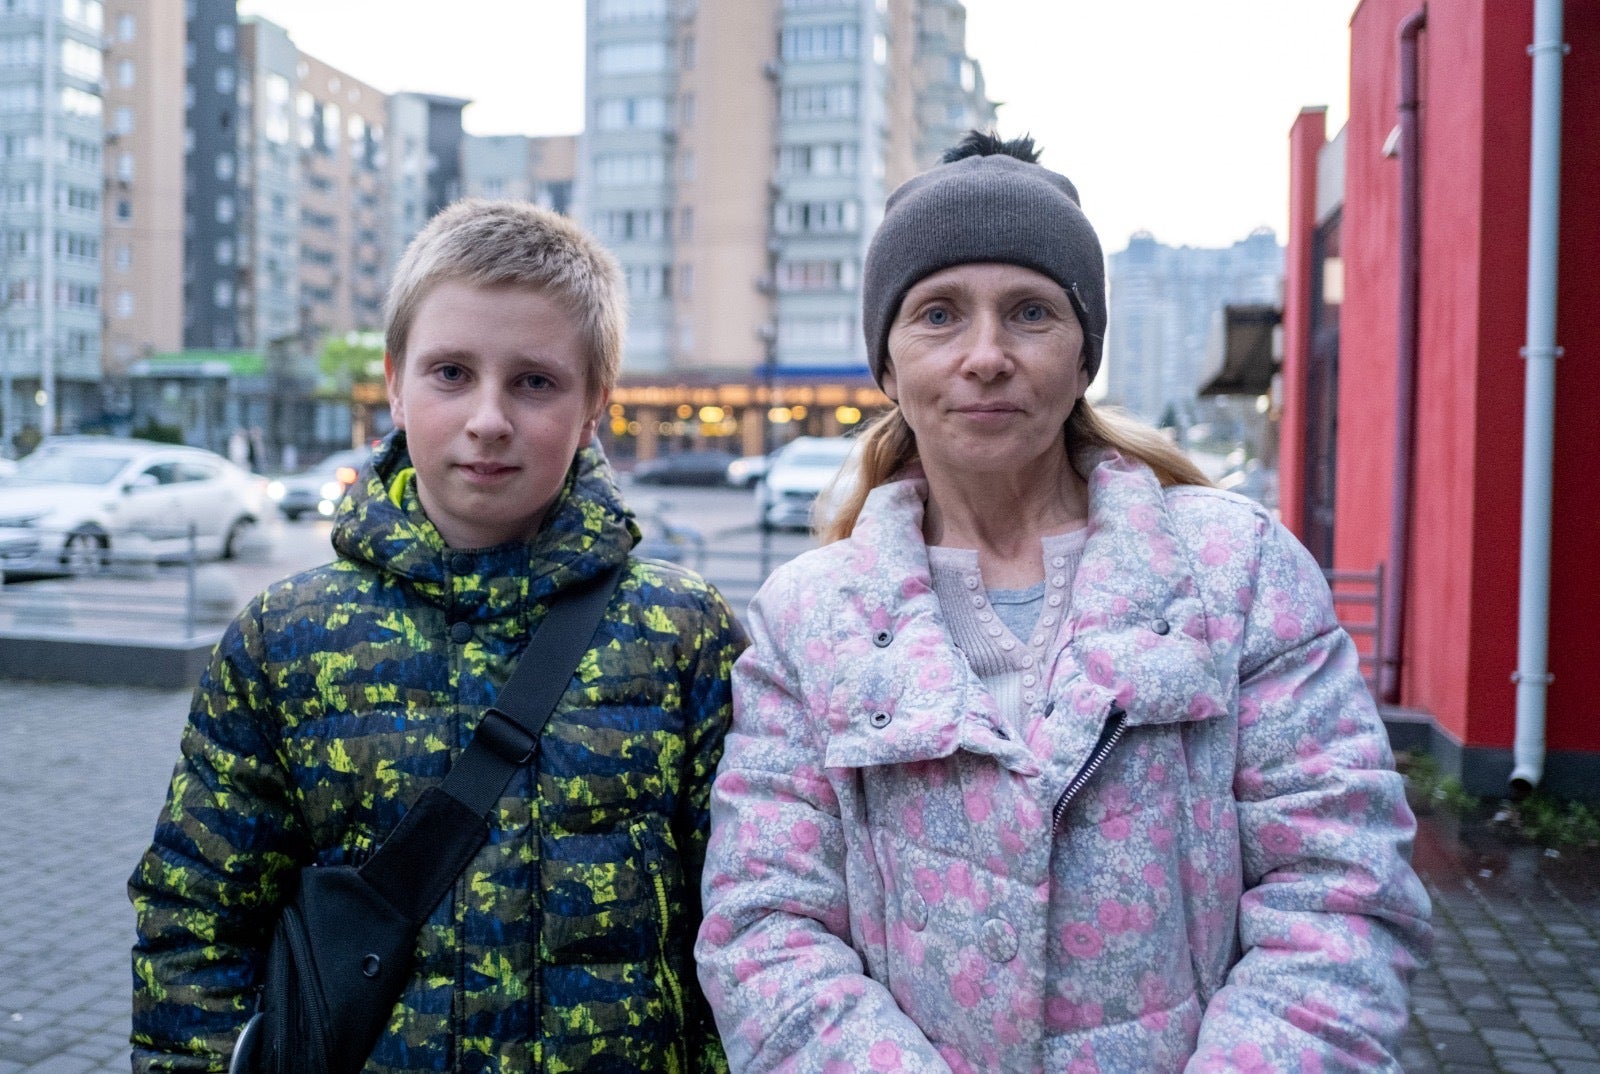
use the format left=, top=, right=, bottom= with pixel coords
left=384, top=91, right=468, bottom=278
left=1103, top=228, right=1284, bottom=425
left=581, top=0, right=993, bottom=453
left=184, top=1, right=242, bottom=351
left=102, top=0, right=183, bottom=385
left=0, top=0, right=106, bottom=441
left=462, top=133, right=576, bottom=215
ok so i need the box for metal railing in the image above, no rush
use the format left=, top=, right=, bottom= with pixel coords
left=1324, top=564, right=1385, bottom=697
left=0, top=524, right=226, bottom=640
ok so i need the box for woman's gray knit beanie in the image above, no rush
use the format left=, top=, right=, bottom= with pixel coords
left=861, top=148, right=1107, bottom=389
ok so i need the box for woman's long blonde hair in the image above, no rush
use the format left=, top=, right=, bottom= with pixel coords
left=819, top=398, right=1212, bottom=543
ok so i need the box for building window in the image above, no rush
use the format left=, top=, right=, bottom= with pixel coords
left=215, top=195, right=234, bottom=224
left=778, top=259, right=856, bottom=292
left=115, top=244, right=131, bottom=270
left=775, top=199, right=859, bottom=235
left=780, top=24, right=859, bottom=62
left=214, top=280, right=232, bottom=308
left=115, top=151, right=133, bottom=181
left=779, top=83, right=858, bottom=120
left=595, top=96, right=667, bottom=131
left=116, top=58, right=134, bottom=87
left=779, top=315, right=852, bottom=349
left=595, top=0, right=666, bottom=22
left=115, top=198, right=131, bottom=221
left=62, top=0, right=101, bottom=30
left=60, top=86, right=101, bottom=119
left=115, top=291, right=133, bottom=318
left=116, top=11, right=134, bottom=41
left=215, top=152, right=234, bottom=180
left=61, top=36, right=101, bottom=81
left=595, top=40, right=668, bottom=75
left=216, top=23, right=234, bottom=52
left=594, top=151, right=666, bottom=186
left=778, top=142, right=858, bottom=177
left=216, top=65, right=235, bottom=94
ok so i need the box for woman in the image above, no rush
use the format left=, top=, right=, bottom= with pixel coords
left=695, top=132, right=1430, bottom=1073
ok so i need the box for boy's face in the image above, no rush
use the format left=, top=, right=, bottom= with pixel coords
left=385, top=280, right=605, bottom=550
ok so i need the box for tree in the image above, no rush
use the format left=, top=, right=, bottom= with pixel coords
left=319, top=331, right=386, bottom=392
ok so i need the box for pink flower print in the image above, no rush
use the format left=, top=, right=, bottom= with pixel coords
left=899, top=803, right=925, bottom=840
left=1097, top=899, right=1130, bottom=933
left=950, top=964, right=985, bottom=1009
left=789, top=818, right=821, bottom=853
left=1273, top=610, right=1303, bottom=641
left=823, top=1062, right=856, bottom=1074
left=1045, top=996, right=1106, bottom=1032
left=733, top=957, right=762, bottom=983
left=1127, top=503, right=1159, bottom=531
left=1142, top=862, right=1169, bottom=888
left=1149, top=824, right=1175, bottom=852
left=998, top=826, right=1025, bottom=856
left=937, top=1046, right=978, bottom=1074
left=1227, top=1041, right=1274, bottom=1074
left=1200, top=537, right=1231, bottom=567
left=1060, top=921, right=1104, bottom=959
left=868, top=1040, right=904, bottom=1071
left=963, top=786, right=994, bottom=824
left=700, top=913, right=733, bottom=947
left=1257, top=822, right=1304, bottom=858
left=1099, top=813, right=1132, bottom=841
left=946, top=861, right=975, bottom=900
left=1147, top=760, right=1168, bottom=784
left=1191, top=798, right=1215, bottom=831
left=1085, top=650, right=1115, bottom=687
left=917, top=662, right=952, bottom=690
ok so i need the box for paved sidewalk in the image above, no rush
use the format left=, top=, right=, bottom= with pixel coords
left=1, top=677, right=1597, bottom=1073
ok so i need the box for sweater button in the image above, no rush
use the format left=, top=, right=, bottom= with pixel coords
left=869, top=710, right=892, bottom=729
left=872, top=628, right=893, bottom=648
left=449, top=621, right=473, bottom=644
left=1151, top=618, right=1170, bottom=635
left=449, top=553, right=473, bottom=574
left=982, top=918, right=1018, bottom=962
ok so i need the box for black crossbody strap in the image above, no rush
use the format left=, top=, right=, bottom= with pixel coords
left=358, top=563, right=624, bottom=923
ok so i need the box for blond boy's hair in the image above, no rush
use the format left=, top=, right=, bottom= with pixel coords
left=384, top=199, right=626, bottom=399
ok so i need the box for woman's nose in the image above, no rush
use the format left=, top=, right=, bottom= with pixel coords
left=961, top=313, right=1011, bottom=378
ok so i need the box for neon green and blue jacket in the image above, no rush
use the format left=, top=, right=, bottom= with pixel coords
left=130, top=433, right=744, bottom=1073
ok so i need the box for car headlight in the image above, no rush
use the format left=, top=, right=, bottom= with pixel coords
left=319, top=480, right=345, bottom=500
left=266, top=480, right=286, bottom=501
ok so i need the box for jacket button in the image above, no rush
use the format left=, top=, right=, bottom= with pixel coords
left=872, top=628, right=893, bottom=648
left=869, top=710, right=892, bottom=729
left=902, top=889, right=928, bottom=931
left=982, top=918, right=1018, bottom=962
left=449, top=553, right=473, bottom=574
left=361, top=953, right=382, bottom=978
left=449, top=621, right=473, bottom=644
left=1151, top=617, right=1170, bottom=635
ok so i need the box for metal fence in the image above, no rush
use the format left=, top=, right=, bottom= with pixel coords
left=0, top=525, right=226, bottom=641
left=1324, top=565, right=1385, bottom=697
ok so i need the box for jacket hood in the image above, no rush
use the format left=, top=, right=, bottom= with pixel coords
left=330, top=431, right=640, bottom=607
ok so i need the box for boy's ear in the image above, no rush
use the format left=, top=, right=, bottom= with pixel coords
left=383, top=353, right=405, bottom=428
left=583, top=388, right=611, bottom=442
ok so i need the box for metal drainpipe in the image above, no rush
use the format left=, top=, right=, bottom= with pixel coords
left=1511, top=0, right=1567, bottom=797
left=1380, top=8, right=1428, bottom=704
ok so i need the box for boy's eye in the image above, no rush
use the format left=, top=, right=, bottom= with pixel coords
left=522, top=373, right=554, bottom=391
left=436, top=364, right=466, bottom=382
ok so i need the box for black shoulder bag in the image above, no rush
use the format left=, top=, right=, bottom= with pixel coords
left=230, top=565, right=624, bottom=1074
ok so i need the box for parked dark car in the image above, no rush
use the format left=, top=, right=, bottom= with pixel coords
left=630, top=449, right=739, bottom=487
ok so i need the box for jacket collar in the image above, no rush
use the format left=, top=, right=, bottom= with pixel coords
left=850, top=450, right=1230, bottom=729
left=330, top=431, right=638, bottom=613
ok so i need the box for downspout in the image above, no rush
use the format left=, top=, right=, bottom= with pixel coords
left=1510, top=0, right=1566, bottom=796
left=1380, top=8, right=1427, bottom=703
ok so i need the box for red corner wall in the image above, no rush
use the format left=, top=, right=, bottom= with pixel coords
left=1336, top=0, right=1600, bottom=755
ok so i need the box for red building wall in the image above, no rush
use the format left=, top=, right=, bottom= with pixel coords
left=1325, top=0, right=1600, bottom=770
left=1277, top=107, right=1327, bottom=539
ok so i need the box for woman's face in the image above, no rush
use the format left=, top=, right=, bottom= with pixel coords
left=883, top=262, right=1088, bottom=483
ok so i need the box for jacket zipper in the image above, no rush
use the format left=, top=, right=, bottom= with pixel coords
left=279, top=899, right=331, bottom=1069
left=1052, top=707, right=1128, bottom=832
left=638, top=826, right=686, bottom=1074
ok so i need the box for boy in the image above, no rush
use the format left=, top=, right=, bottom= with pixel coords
left=130, top=201, right=743, bottom=1072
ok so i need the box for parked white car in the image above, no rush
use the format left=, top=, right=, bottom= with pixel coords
left=757, top=436, right=862, bottom=532
left=0, top=438, right=267, bottom=576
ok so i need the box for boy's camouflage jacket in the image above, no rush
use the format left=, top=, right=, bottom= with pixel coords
left=130, top=433, right=744, bottom=1073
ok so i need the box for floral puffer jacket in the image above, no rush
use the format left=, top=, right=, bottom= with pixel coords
left=131, top=434, right=743, bottom=1074
left=696, top=452, right=1431, bottom=1073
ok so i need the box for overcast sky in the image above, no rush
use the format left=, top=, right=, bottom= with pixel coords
left=236, top=0, right=1358, bottom=251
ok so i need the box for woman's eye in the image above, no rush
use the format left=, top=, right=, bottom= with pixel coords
left=924, top=307, right=951, bottom=326
left=1020, top=303, right=1047, bottom=322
